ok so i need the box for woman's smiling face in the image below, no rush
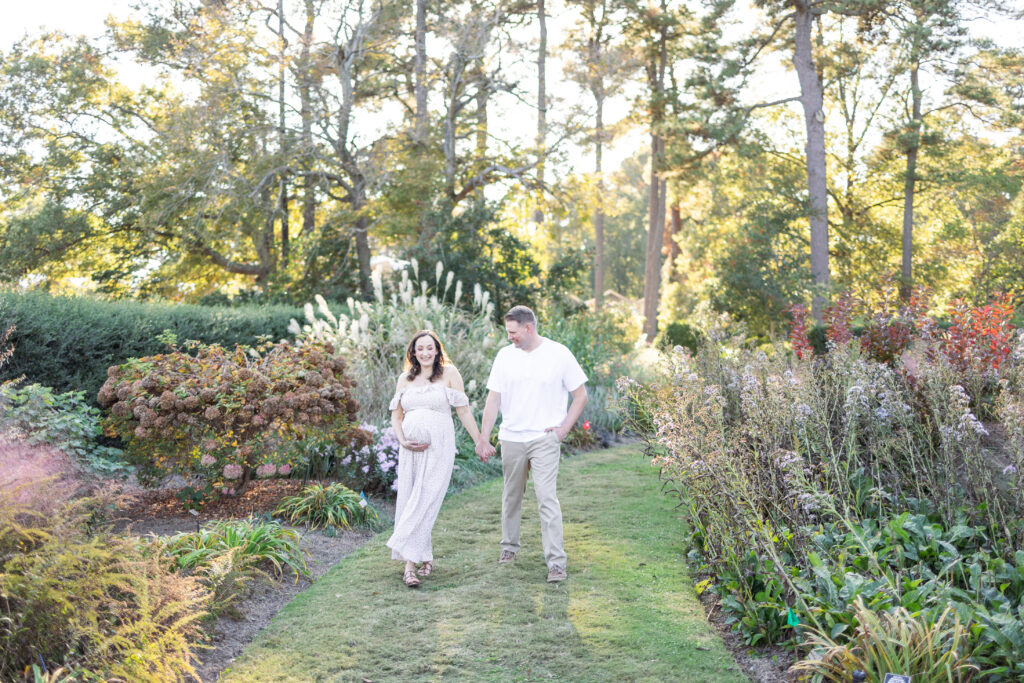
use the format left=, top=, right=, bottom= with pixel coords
left=414, top=334, right=438, bottom=370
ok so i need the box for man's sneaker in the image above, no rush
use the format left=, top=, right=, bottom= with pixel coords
left=546, top=565, right=567, bottom=583
left=498, top=550, right=516, bottom=564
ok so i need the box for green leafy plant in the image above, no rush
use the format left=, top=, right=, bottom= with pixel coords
left=0, top=382, right=129, bottom=476
left=158, top=518, right=309, bottom=579
left=274, top=482, right=379, bottom=530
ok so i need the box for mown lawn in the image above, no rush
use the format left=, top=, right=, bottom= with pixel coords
left=221, top=444, right=746, bottom=682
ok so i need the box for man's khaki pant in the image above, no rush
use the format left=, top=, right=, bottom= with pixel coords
left=499, top=432, right=566, bottom=569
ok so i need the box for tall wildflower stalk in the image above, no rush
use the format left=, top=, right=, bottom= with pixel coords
left=625, top=314, right=1024, bottom=659
left=291, top=261, right=504, bottom=424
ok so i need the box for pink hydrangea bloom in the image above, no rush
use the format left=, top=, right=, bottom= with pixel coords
left=222, top=464, right=243, bottom=480
left=278, top=464, right=291, bottom=476
left=200, top=454, right=216, bottom=467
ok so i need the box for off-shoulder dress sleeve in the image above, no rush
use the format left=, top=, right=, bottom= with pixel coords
left=389, top=390, right=404, bottom=411
left=444, top=386, right=469, bottom=407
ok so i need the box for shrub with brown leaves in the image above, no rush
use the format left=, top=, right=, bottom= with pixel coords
left=98, top=340, right=363, bottom=500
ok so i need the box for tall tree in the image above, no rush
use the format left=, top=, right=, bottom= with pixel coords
left=564, top=0, right=635, bottom=309
left=622, top=0, right=674, bottom=341
left=534, top=0, right=548, bottom=223
left=414, top=0, right=429, bottom=142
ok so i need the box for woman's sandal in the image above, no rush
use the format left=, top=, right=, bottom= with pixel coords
left=403, top=569, right=421, bottom=587
left=417, top=561, right=433, bottom=577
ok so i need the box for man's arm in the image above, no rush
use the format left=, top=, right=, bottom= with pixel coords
left=475, top=390, right=500, bottom=462
left=546, top=384, right=588, bottom=441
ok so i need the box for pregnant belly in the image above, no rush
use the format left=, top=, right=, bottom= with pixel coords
left=402, top=411, right=434, bottom=446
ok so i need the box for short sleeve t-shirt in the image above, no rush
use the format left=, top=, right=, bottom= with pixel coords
left=486, top=338, right=588, bottom=442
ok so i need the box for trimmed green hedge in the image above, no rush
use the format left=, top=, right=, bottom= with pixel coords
left=0, top=291, right=302, bottom=402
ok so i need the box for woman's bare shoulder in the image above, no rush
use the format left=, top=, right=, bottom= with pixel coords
left=394, top=372, right=411, bottom=389
left=442, top=364, right=465, bottom=389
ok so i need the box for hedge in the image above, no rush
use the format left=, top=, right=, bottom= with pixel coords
left=0, top=290, right=303, bottom=403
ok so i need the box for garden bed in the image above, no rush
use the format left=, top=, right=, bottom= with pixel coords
left=111, top=481, right=394, bottom=682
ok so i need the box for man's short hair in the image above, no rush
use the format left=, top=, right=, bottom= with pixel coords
left=504, top=305, right=537, bottom=326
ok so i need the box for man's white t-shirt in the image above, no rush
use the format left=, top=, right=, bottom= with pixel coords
left=486, top=337, right=588, bottom=443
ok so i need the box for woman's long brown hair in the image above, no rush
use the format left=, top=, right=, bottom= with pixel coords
left=405, top=330, right=448, bottom=382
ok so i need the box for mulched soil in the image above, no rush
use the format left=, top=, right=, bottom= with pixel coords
left=110, top=480, right=394, bottom=682
left=114, top=479, right=313, bottom=529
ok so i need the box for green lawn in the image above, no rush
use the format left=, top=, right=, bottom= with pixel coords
left=221, top=445, right=746, bottom=682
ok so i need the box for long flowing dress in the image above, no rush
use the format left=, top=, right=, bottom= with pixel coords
left=386, top=382, right=468, bottom=563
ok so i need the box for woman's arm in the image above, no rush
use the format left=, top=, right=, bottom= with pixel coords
left=446, top=366, right=482, bottom=443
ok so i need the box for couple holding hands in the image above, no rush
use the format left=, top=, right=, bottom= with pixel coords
left=385, top=305, right=588, bottom=587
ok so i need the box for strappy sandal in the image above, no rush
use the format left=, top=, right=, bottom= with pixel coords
left=417, top=561, right=433, bottom=577
left=403, top=569, right=421, bottom=587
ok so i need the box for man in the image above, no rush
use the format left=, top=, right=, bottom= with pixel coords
left=476, top=305, right=588, bottom=583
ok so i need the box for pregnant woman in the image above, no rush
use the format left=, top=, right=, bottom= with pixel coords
left=387, top=329, right=482, bottom=587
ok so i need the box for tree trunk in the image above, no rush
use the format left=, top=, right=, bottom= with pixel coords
left=667, top=201, right=681, bottom=277
left=414, top=0, right=428, bottom=142
left=353, top=197, right=372, bottom=300
left=300, top=0, right=316, bottom=239
left=475, top=69, right=488, bottom=159
left=593, top=88, right=605, bottom=310
left=277, top=0, right=289, bottom=270
left=642, top=2, right=668, bottom=342
left=533, top=0, right=547, bottom=223
left=793, top=0, right=829, bottom=322
left=643, top=133, right=666, bottom=342
left=901, top=63, right=922, bottom=299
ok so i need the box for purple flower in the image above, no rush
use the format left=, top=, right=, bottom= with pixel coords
left=278, top=464, right=291, bottom=476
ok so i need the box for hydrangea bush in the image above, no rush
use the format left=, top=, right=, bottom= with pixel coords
left=98, top=339, right=366, bottom=505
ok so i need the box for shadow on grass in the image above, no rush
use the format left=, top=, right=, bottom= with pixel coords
left=220, top=446, right=745, bottom=683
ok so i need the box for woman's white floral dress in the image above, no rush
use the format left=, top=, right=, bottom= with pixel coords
left=386, top=382, right=468, bottom=563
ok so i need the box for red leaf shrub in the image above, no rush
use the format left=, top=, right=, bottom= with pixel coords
left=824, top=292, right=856, bottom=347
left=98, top=341, right=362, bottom=500
left=942, top=294, right=1016, bottom=373
left=787, top=303, right=813, bottom=359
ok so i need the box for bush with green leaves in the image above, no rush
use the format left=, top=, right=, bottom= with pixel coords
left=290, top=260, right=504, bottom=425
left=654, top=320, right=703, bottom=355
left=0, top=289, right=303, bottom=403
left=0, top=382, right=130, bottom=476
left=158, top=517, right=308, bottom=579
left=98, top=339, right=364, bottom=503
left=542, top=303, right=639, bottom=437
left=275, top=482, right=379, bottom=530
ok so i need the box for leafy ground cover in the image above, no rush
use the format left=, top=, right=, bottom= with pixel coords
left=222, top=445, right=745, bottom=682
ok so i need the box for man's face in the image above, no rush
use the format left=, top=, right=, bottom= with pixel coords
left=505, top=320, right=532, bottom=348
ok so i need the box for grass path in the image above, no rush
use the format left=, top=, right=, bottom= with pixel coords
left=221, top=445, right=746, bottom=682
